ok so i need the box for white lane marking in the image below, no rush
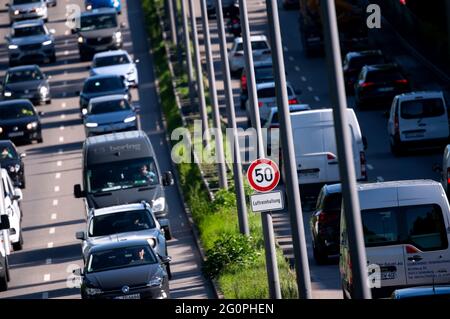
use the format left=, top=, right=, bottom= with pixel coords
left=307, top=86, right=313, bottom=92
left=59, top=136, right=64, bottom=143
left=54, top=186, right=60, bottom=192
left=64, top=50, right=69, bottom=56
left=301, top=76, right=307, bottom=82
left=47, top=242, right=53, bottom=248
left=51, top=213, right=57, bottom=220
left=43, top=274, right=51, bottom=282
left=376, top=176, right=384, bottom=182
left=57, top=161, right=62, bottom=167
left=295, top=66, right=300, bottom=72
left=55, top=173, right=61, bottom=179
left=60, top=114, right=66, bottom=119
left=283, top=46, right=288, bottom=52
left=367, top=164, right=374, bottom=170
left=42, top=292, right=49, bottom=299
left=49, top=228, right=55, bottom=235
left=61, top=102, right=66, bottom=108
left=53, top=199, right=58, bottom=206
left=65, top=30, right=70, bottom=36
left=46, top=258, right=52, bottom=265
left=314, top=96, right=320, bottom=102
left=60, top=126, right=64, bottom=131
left=64, top=39, right=69, bottom=45
left=288, top=56, right=294, bottom=61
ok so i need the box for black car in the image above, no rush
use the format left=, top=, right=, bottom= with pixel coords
left=1, top=65, right=51, bottom=105
left=0, top=140, right=26, bottom=188
left=0, top=99, right=43, bottom=144
left=207, top=0, right=238, bottom=18
left=354, top=63, right=410, bottom=108
left=75, top=239, right=171, bottom=299
left=343, top=50, right=386, bottom=93
left=310, top=183, right=341, bottom=264
left=239, top=61, right=274, bottom=109
left=79, top=74, right=130, bottom=112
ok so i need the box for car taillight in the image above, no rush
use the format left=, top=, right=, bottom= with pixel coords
left=446, top=168, right=450, bottom=185
left=360, top=151, right=367, bottom=180
left=395, top=79, right=408, bottom=85
left=241, top=74, right=247, bottom=90
left=258, top=101, right=263, bottom=107
left=235, top=52, right=244, bottom=57
left=361, top=82, right=375, bottom=88
left=288, top=98, right=298, bottom=104
left=405, top=244, right=421, bottom=254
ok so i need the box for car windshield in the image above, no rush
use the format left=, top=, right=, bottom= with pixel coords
left=87, top=158, right=159, bottom=193
left=349, top=55, right=385, bottom=69
left=0, top=145, right=17, bottom=160
left=366, top=69, right=404, bottom=82
left=94, top=54, right=131, bottom=67
left=80, top=13, right=118, bottom=32
left=89, top=210, right=156, bottom=237
left=87, top=245, right=157, bottom=273
left=13, top=0, right=41, bottom=4
left=83, top=77, right=124, bottom=93
left=5, top=68, right=43, bottom=84
left=0, top=103, right=35, bottom=119
left=400, top=98, right=445, bottom=119
left=13, top=25, right=46, bottom=37
left=89, top=99, right=131, bottom=114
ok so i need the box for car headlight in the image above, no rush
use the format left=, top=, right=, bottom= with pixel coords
left=123, top=116, right=136, bottom=123
left=0, top=127, right=3, bottom=134
left=78, top=36, right=84, bottom=44
left=4, top=92, right=12, bottom=97
left=85, top=122, right=98, bottom=128
left=42, top=40, right=52, bottom=46
left=86, top=4, right=92, bottom=10
left=14, top=10, right=19, bottom=15
left=114, top=31, right=122, bottom=41
left=9, top=165, right=20, bottom=173
left=152, top=197, right=165, bottom=213
left=147, top=277, right=163, bottom=288
left=8, top=44, right=18, bottom=50
left=39, top=86, right=49, bottom=96
left=85, top=287, right=102, bottom=295
left=26, top=122, right=38, bottom=130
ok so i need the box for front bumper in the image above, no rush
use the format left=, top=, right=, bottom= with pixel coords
left=9, top=10, right=47, bottom=22
left=0, top=129, right=41, bottom=144
left=86, top=122, right=137, bottom=136
left=9, top=46, right=55, bottom=65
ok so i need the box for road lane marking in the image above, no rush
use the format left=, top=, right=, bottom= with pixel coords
left=377, top=176, right=384, bottom=182
left=61, top=102, right=67, bottom=108
left=55, top=173, right=61, bottom=179
left=43, top=274, right=50, bottom=281
left=61, top=114, right=66, bottom=119
left=54, top=186, right=60, bottom=192
left=46, top=258, right=52, bottom=265
left=42, top=292, right=48, bottom=299
left=47, top=242, right=53, bottom=248
left=57, top=161, right=62, bottom=167
left=53, top=199, right=58, bottom=206
left=51, top=213, right=57, bottom=220
left=367, top=164, right=374, bottom=170
left=60, top=126, right=64, bottom=131
left=49, top=228, right=55, bottom=235
left=295, top=66, right=300, bottom=72
left=64, top=50, right=69, bottom=56
left=307, top=86, right=313, bottom=92
left=314, top=96, right=320, bottom=102
left=301, top=76, right=307, bottom=82
left=59, top=136, right=64, bottom=143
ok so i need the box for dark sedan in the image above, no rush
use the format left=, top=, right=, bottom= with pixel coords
left=354, top=63, right=410, bottom=108
left=343, top=50, right=386, bottom=93
left=0, top=140, right=26, bottom=188
left=1, top=65, right=51, bottom=105
left=79, top=74, right=130, bottom=112
left=74, top=239, right=171, bottom=299
left=310, top=183, right=342, bottom=264
left=0, top=100, right=43, bottom=144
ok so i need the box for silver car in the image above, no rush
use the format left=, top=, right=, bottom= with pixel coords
left=75, top=202, right=169, bottom=262
left=90, top=50, right=139, bottom=88
left=7, top=0, right=48, bottom=24
left=7, top=19, right=56, bottom=66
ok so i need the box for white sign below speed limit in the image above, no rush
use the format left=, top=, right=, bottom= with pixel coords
left=247, top=158, right=280, bottom=193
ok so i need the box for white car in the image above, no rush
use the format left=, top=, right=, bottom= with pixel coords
left=246, top=81, right=299, bottom=125
left=90, top=50, right=139, bottom=88
left=388, top=91, right=449, bottom=155
left=341, top=180, right=450, bottom=299
left=228, top=35, right=271, bottom=74
left=1, top=169, right=23, bottom=251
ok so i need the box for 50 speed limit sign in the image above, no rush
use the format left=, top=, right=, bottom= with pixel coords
left=247, top=158, right=280, bottom=193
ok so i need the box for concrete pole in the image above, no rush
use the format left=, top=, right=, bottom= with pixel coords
left=180, top=0, right=196, bottom=109
left=167, top=0, right=178, bottom=45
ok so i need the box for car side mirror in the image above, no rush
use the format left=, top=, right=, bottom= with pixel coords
left=38, top=111, right=45, bottom=116
left=362, top=136, right=368, bottom=150
left=161, top=255, right=172, bottom=264
left=13, top=188, right=22, bottom=202
left=0, top=215, right=10, bottom=230
left=20, top=153, right=26, bottom=158
left=72, top=268, right=83, bottom=276
left=432, top=163, right=443, bottom=173
left=162, top=171, right=174, bottom=187
left=5, top=3, right=10, bottom=7
left=74, top=184, right=85, bottom=198
left=75, top=231, right=86, bottom=240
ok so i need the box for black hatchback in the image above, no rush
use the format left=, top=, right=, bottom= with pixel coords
left=0, top=100, right=43, bottom=144
left=0, top=140, right=26, bottom=188
left=343, top=50, right=386, bottom=93
left=310, top=183, right=342, bottom=264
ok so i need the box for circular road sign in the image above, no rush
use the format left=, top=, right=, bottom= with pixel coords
left=247, top=158, right=280, bottom=193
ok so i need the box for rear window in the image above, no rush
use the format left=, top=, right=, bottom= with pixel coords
left=400, top=98, right=445, bottom=119
left=235, top=41, right=269, bottom=52
left=83, top=77, right=124, bottom=93
left=361, top=204, right=448, bottom=251
left=349, top=55, right=385, bottom=69
left=366, top=70, right=403, bottom=82
left=255, top=66, right=274, bottom=81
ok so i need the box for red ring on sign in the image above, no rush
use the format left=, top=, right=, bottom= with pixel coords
left=247, top=158, right=280, bottom=193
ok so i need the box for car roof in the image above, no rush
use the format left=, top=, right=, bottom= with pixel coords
left=80, top=7, right=117, bottom=16
left=7, top=64, right=40, bottom=72
left=85, top=130, right=148, bottom=147
left=88, top=238, right=153, bottom=254
left=323, top=183, right=342, bottom=195
left=396, top=91, right=444, bottom=101
left=89, top=94, right=128, bottom=104
left=92, top=203, right=149, bottom=217
left=12, top=19, right=44, bottom=28
left=364, top=63, right=399, bottom=72
left=234, top=35, right=268, bottom=44
left=357, top=179, right=440, bottom=192
left=346, top=50, right=383, bottom=59
left=393, top=286, right=450, bottom=299
left=93, top=50, right=130, bottom=59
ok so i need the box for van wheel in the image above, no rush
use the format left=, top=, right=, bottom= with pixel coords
left=390, top=138, right=403, bottom=156
left=12, top=233, right=23, bottom=251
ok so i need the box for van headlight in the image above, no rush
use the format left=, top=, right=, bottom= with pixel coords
left=0, top=127, right=3, bottom=134
left=42, top=40, right=52, bottom=46
left=123, top=116, right=136, bottom=123
left=78, top=36, right=84, bottom=44
left=152, top=197, right=165, bottom=213
left=26, top=122, right=38, bottom=130
left=86, top=4, right=92, bottom=10
left=85, top=287, right=102, bottom=295
left=13, top=10, right=19, bottom=15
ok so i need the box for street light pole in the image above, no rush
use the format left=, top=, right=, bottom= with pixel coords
left=320, top=0, right=371, bottom=299
left=180, top=0, right=196, bottom=110
left=199, top=0, right=228, bottom=189
left=215, top=0, right=248, bottom=235
left=265, top=0, right=312, bottom=299
left=166, top=0, right=177, bottom=45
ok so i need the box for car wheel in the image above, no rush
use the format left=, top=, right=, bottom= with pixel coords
left=313, top=242, right=328, bottom=265
left=390, top=137, right=403, bottom=156
left=12, top=233, right=23, bottom=251
left=50, top=54, right=56, bottom=63
left=0, top=260, right=8, bottom=292
left=163, top=226, right=172, bottom=240
left=46, top=99, right=51, bottom=105
left=36, top=137, right=43, bottom=144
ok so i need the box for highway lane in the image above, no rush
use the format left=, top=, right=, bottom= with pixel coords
left=0, top=0, right=212, bottom=299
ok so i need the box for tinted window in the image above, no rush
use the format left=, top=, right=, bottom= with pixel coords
left=362, top=208, right=399, bottom=246
left=89, top=210, right=156, bottom=237
left=0, top=103, right=35, bottom=119
left=13, top=25, right=46, bottom=37
left=94, top=54, right=131, bottom=68
left=0, top=145, right=17, bottom=160
left=83, top=77, right=124, bottom=93
left=258, top=87, right=276, bottom=98
left=5, top=68, right=43, bottom=83
left=349, top=55, right=385, bottom=69
left=323, top=193, right=342, bottom=212
left=87, top=245, right=157, bottom=273
left=235, top=41, right=269, bottom=52
left=400, top=98, right=445, bottom=119
left=255, top=66, right=274, bottom=81
left=87, top=157, right=159, bottom=193
left=80, top=13, right=118, bottom=31
left=89, top=99, right=131, bottom=114
left=366, top=69, right=404, bottom=82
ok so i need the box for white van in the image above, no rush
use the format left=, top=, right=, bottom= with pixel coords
left=289, top=109, right=367, bottom=192
left=340, top=180, right=450, bottom=299
left=1, top=169, right=23, bottom=251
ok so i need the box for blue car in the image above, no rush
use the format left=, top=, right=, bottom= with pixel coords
left=85, top=0, right=122, bottom=14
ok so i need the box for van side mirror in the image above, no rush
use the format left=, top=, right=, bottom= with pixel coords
left=74, top=184, right=85, bottom=198
left=162, top=171, right=174, bottom=187
left=362, top=136, right=368, bottom=150
left=75, top=231, right=86, bottom=240
left=0, top=215, right=10, bottom=230
left=432, top=163, right=443, bottom=173
left=71, top=28, right=78, bottom=35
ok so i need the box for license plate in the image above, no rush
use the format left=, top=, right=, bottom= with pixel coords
left=8, top=132, right=24, bottom=137
left=378, top=87, right=394, bottom=92
left=114, top=293, right=140, bottom=299
left=299, top=171, right=319, bottom=179
left=405, top=132, right=424, bottom=138
left=381, top=272, right=396, bottom=280
left=25, top=50, right=40, bottom=55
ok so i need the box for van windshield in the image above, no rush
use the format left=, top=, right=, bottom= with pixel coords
left=86, top=158, right=159, bottom=193
left=80, top=13, right=118, bottom=32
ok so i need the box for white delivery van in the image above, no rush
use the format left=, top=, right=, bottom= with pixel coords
left=340, top=180, right=450, bottom=299
left=290, top=109, right=367, bottom=193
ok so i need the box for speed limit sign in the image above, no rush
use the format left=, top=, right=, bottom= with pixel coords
left=247, top=158, right=280, bottom=193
